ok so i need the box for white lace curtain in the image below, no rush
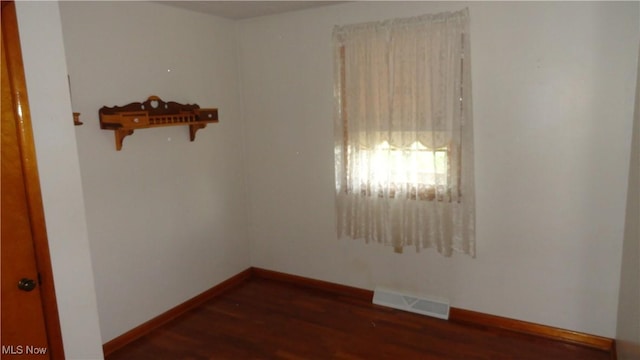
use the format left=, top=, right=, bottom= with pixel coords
left=333, top=9, right=475, bottom=256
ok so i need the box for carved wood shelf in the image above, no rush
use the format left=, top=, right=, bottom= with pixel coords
left=99, top=95, right=218, bottom=150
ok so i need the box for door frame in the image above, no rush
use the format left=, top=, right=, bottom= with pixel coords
left=2, top=1, right=65, bottom=358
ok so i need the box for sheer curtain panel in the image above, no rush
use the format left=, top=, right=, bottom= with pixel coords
left=333, top=9, right=475, bottom=256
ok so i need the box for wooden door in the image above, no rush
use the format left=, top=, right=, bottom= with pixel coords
left=1, top=1, right=64, bottom=358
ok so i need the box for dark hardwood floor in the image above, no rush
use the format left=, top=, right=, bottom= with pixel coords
left=106, top=278, right=611, bottom=359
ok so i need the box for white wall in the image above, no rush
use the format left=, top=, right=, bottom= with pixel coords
left=15, top=2, right=104, bottom=359
left=239, top=1, right=639, bottom=337
left=27, top=0, right=637, bottom=349
left=58, top=2, right=249, bottom=343
left=616, top=44, right=640, bottom=359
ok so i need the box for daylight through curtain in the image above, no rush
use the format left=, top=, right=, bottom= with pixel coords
left=333, top=9, right=475, bottom=256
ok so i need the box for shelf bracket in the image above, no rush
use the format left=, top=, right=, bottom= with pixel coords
left=115, top=129, right=134, bottom=151
left=189, top=123, right=207, bottom=142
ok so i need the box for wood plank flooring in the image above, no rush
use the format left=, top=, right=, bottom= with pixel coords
left=106, top=278, right=612, bottom=359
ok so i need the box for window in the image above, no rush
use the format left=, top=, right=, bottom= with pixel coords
left=357, top=139, right=450, bottom=201
left=333, top=9, right=475, bottom=256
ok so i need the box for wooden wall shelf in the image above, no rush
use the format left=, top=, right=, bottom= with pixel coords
left=99, top=95, right=218, bottom=150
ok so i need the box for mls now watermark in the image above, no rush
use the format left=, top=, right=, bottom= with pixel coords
left=2, top=345, right=48, bottom=355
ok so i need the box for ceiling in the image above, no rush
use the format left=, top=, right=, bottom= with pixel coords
left=158, top=1, right=345, bottom=20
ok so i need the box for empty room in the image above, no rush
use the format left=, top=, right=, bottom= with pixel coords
left=2, top=1, right=639, bottom=359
